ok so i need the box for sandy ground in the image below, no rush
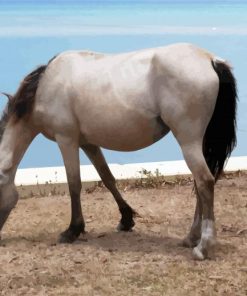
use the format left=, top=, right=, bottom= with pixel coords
left=0, top=173, right=246, bottom=296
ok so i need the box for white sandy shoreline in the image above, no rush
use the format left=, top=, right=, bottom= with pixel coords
left=15, top=156, right=247, bottom=186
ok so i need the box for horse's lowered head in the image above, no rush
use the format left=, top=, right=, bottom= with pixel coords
left=0, top=93, right=20, bottom=238
left=0, top=93, right=13, bottom=139
left=0, top=64, right=48, bottom=239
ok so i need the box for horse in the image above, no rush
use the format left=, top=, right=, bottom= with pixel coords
left=0, top=43, right=237, bottom=260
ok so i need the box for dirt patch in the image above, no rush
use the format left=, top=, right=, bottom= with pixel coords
left=0, top=173, right=246, bottom=295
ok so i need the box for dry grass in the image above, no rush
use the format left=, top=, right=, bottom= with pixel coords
left=0, top=172, right=246, bottom=295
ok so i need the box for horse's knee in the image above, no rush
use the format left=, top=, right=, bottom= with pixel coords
left=202, top=172, right=215, bottom=186
left=100, top=172, right=116, bottom=189
left=68, top=179, right=82, bottom=198
left=196, top=173, right=214, bottom=194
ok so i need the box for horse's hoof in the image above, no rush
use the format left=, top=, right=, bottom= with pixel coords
left=116, top=223, right=133, bottom=232
left=117, top=220, right=135, bottom=232
left=118, top=206, right=135, bottom=231
left=58, top=223, right=85, bottom=243
left=58, top=230, right=78, bottom=243
left=192, top=246, right=207, bottom=260
left=116, top=220, right=135, bottom=232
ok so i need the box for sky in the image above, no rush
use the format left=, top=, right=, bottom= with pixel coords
left=0, top=0, right=246, bottom=168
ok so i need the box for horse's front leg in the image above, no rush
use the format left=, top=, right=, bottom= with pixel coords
left=81, top=144, right=135, bottom=231
left=56, top=135, right=85, bottom=243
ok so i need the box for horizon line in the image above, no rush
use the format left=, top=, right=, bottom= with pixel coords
left=1, top=25, right=247, bottom=37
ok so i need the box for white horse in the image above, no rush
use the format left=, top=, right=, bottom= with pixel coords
left=0, top=43, right=237, bottom=260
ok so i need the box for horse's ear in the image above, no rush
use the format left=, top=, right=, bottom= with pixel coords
left=1, top=92, right=13, bottom=101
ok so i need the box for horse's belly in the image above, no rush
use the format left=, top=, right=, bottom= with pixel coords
left=81, top=114, right=169, bottom=151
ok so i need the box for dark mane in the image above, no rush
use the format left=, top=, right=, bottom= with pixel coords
left=0, top=65, right=46, bottom=141
left=11, top=65, right=47, bottom=119
left=0, top=55, right=57, bottom=140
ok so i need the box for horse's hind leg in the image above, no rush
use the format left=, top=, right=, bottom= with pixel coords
left=182, top=184, right=202, bottom=248
left=56, top=135, right=85, bottom=243
left=181, top=142, right=216, bottom=260
left=81, top=144, right=135, bottom=231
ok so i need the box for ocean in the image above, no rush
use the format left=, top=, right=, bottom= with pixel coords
left=0, top=0, right=246, bottom=168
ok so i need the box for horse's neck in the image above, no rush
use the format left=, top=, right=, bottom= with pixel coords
left=0, top=119, right=35, bottom=180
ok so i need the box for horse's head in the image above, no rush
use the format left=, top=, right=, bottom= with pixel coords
left=0, top=93, right=19, bottom=237
left=0, top=63, right=49, bottom=239
left=0, top=93, right=13, bottom=141
left=0, top=166, right=18, bottom=239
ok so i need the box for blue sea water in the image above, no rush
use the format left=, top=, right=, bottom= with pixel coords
left=0, top=0, right=246, bottom=168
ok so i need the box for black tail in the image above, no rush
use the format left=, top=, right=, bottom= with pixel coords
left=203, top=60, right=237, bottom=182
